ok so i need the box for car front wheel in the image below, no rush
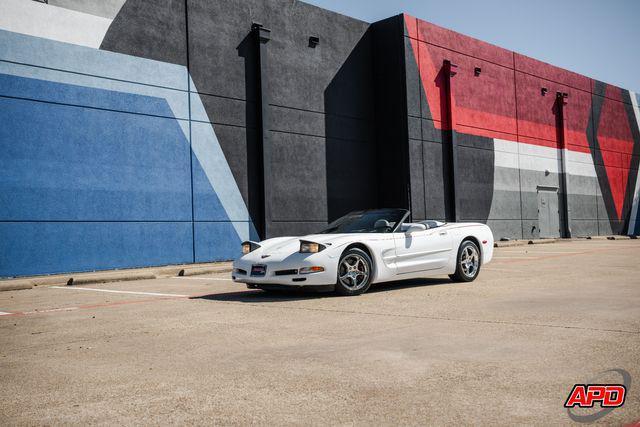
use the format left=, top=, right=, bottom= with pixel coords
left=449, top=240, right=481, bottom=282
left=335, top=248, right=373, bottom=296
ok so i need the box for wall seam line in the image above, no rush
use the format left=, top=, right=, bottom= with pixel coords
left=0, top=59, right=188, bottom=92
left=184, top=0, right=195, bottom=263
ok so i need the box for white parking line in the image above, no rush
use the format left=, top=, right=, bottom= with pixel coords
left=23, top=307, right=79, bottom=315
left=50, top=286, right=189, bottom=297
left=173, top=276, right=233, bottom=281
left=492, top=256, right=538, bottom=259
left=0, top=311, right=13, bottom=316
left=497, top=250, right=583, bottom=254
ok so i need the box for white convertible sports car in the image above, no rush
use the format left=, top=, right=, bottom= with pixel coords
left=232, top=208, right=494, bottom=295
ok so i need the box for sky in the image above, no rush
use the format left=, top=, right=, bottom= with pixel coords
left=305, top=0, right=640, bottom=93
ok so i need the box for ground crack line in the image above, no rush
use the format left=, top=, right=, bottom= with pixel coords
left=209, top=300, right=639, bottom=335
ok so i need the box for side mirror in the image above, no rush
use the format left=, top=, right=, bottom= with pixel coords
left=405, top=223, right=426, bottom=234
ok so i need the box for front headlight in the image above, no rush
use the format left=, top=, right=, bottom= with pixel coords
left=299, top=240, right=326, bottom=253
left=241, top=241, right=261, bottom=255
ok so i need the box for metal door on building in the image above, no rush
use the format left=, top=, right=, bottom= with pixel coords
left=537, top=186, right=560, bottom=238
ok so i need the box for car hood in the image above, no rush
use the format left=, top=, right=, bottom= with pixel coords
left=255, top=233, right=374, bottom=255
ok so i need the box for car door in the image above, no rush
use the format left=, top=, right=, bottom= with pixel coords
left=393, top=227, right=453, bottom=275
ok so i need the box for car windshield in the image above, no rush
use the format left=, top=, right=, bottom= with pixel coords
left=319, top=209, right=409, bottom=234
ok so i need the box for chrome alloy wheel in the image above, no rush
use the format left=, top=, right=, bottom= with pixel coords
left=338, top=253, right=370, bottom=291
left=460, top=244, right=479, bottom=277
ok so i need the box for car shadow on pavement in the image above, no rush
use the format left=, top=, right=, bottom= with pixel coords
left=190, top=289, right=332, bottom=303
left=190, top=278, right=454, bottom=303
left=368, top=277, right=454, bottom=293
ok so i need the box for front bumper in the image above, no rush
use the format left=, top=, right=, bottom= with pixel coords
left=232, top=253, right=338, bottom=287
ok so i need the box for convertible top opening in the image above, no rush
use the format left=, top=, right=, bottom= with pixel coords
left=319, top=209, right=409, bottom=234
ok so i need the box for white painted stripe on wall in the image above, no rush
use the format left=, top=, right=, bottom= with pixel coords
left=0, top=0, right=112, bottom=49
left=493, top=138, right=520, bottom=154
left=0, top=29, right=188, bottom=90
left=47, top=0, right=125, bottom=20
left=566, top=153, right=598, bottom=178
left=628, top=92, right=640, bottom=234
left=190, top=77, right=258, bottom=241
left=0, top=29, right=257, bottom=243
left=0, top=61, right=190, bottom=120
left=493, top=138, right=596, bottom=177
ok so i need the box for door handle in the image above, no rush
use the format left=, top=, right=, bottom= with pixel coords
left=439, top=231, right=447, bottom=235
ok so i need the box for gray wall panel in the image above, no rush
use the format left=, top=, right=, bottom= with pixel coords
left=456, top=145, right=494, bottom=221
left=209, top=124, right=257, bottom=206
left=487, top=219, right=523, bottom=240
left=408, top=116, right=422, bottom=140
left=490, top=166, right=522, bottom=220
left=567, top=193, right=597, bottom=221
left=422, top=140, right=447, bottom=220
left=264, top=3, right=371, bottom=115
left=192, top=93, right=256, bottom=128
left=404, top=36, right=421, bottom=118
left=270, top=106, right=325, bottom=137
left=422, top=120, right=445, bottom=143
left=326, top=139, right=379, bottom=219
left=269, top=132, right=328, bottom=222
left=268, top=221, right=327, bottom=237
left=409, top=139, right=426, bottom=220
left=571, top=219, right=599, bottom=237
left=187, top=0, right=262, bottom=100
left=101, top=0, right=186, bottom=66
left=521, top=219, right=540, bottom=239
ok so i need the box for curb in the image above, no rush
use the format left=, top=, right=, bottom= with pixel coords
left=494, top=239, right=558, bottom=248
left=527, top=239, right=558, bottom=245
left=0, top=262, right=233, bottom=291
left=68, top=272, right=157, bottom=286
left=494, top=235, right=636, bottom=248
left=587, top=235, right=632, bottom=241
left=180, top=266, right=233, bottom=276
left=0, top=281, right=33, bottom=292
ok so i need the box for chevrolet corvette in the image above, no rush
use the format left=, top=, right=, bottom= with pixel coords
left=232, top=208, right=494, bottom=295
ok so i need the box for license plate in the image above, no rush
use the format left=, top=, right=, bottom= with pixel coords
left=251, top=264, right=267, bottom=277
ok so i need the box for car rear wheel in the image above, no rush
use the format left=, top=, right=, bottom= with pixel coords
left=449, top=240, right=481, bottom=282
left=335, top=248, right=373, bottom=296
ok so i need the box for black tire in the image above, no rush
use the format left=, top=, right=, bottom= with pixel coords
left=449, top=240, right=481, bottom=282
left=335, top=248, right=373, bottom=296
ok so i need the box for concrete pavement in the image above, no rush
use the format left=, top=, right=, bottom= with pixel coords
left=0, top=239, right=638, bottom=425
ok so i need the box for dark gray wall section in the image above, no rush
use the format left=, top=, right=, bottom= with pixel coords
left=100, top=0, right=187, bottom=66
left=370, top=16, right=410, bottom=215
left=454, top=133, right=495, bottom=222
left=100, top=0, right=636, bottom=243
left=186, top=0, right=379, bottom=237
left=49, top=0, right=126, bottom=19
left=401, top=26, right=454, bottom=222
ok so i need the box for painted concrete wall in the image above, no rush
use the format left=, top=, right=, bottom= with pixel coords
left=402, top=14, right=640, bottom=240
left=1, top=0, right=639, bottom=277
left=0, top=0, right=255, bottom=276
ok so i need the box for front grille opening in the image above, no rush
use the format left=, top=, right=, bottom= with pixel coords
left=234, top=268, right=247, bottom=275
left=275, top=269, right=298, bottom=276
